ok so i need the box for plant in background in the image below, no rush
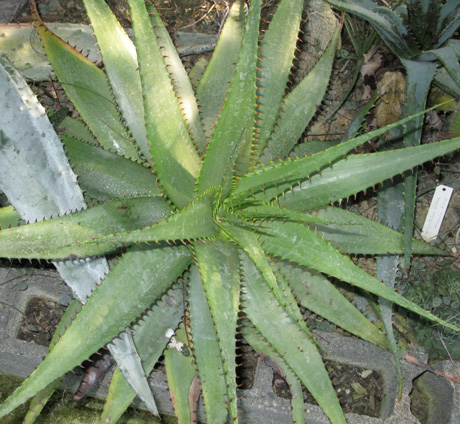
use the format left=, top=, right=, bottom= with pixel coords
left=328, top=0, right=460, bottom=271
left=397, top=265, right=460, bottom=359
left=325, top=0, right=460, bottom=396
left=0, top=1, right=460, bottom=423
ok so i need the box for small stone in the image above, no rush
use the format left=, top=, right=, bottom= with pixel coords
left=360, top=369, right=373, bottom=378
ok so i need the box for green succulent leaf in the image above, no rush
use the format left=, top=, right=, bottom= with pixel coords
left=241, top=253, right=347, bottom=424
left=429, top=45, right=460, bottom=90
left=231, top=110, right=446, bottom=204
left=398, top=59, right=437, bottom=269
left=189, top=266, right=230, bottom=423
left=3, top=0, right=460, bottom=422
left=100, top=367, right=136, bottom=424
left=32, top=8, right=138, bottom=160
left=128, top=0, right=201, bottom=208
left=436, top=1, right=460, bottom=47
left=0, top=245, right=191, bottom=417
left=241, top=325, right=306, bottom=424
left=196, top=0, right=246, bottom=138
left=82, top=0, right=149, bottom=160
left=164, top=323, right=199, bottom=424
left=252, top=0, right=305, bottom=161
left=219, top=221, right=316, bottom=348
left=259, top=220, right=460, bottom=332
left=198, top=0, right=261, bottom=196
left=276, top=137, right=460, bottom=212
left=62, top=136, right=160, bottom=201
left=95, top=189, right=220, bottom=247
left=101, top=284, right=186, bottom=423
left=276, top=262, right=389, bottom=349
left=193, top=240, right=240, bottom=420
left=0, top=190, right=221, bottom=260
left=60, top=116, right=98, bottom=145
left=325, top=0, right=420, bottom=59
left=0, top=205, right=20, bottom=229
left=23, top=299, right=82, bottom=424
left=0, top=196, right=171, bottom=259
left=146, top=2, right=207, bottom=154
left=260, top=24, right=341, bottom=162
left=310, top=206, right=446, bottom=256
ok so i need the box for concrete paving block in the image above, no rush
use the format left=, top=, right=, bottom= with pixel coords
left=412, top=360, right=460, bottom=424
left=1, top=267, right=459, bottom=423
left=0, top=0, right=27, bottom=23
left=0, top=267, right=72, bottom=377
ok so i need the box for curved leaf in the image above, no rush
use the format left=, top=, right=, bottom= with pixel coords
left=82, top=0, right=149, bottom=160
left=277, top=137, right=460, bottom=212
left=231, top=109, right=441, bottom=203
left=241, top=253, right=347, bottom=424
left=189, top=266, right=230, bottom=423
left=196, top=0, right=246, bottom=138
left=128, top=0, right=201, bottom=208
left=259, top=219, right=460, bottom=332
left=197, top=0, right=261, bottom=196
left=32, top=7, right=138, bottom=159
left=325, top=0, right=419, bottom=59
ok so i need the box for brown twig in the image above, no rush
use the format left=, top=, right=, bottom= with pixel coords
left=406, top=353, right=460, bottom=384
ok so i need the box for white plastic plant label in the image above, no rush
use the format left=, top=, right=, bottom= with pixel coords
left=421, top=185, right=453, bottom=242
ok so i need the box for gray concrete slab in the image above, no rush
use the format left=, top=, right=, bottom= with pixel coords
left=0, top=0, right=27, bottom=23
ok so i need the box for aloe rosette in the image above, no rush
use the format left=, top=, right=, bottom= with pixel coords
left=0, top=1, right=460, bottom=423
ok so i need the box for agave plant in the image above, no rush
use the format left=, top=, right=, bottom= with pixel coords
left=1, top=0, right=460, bottom=423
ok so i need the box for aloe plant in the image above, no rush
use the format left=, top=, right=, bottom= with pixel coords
left=1, top=1, right=460, bottom=423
